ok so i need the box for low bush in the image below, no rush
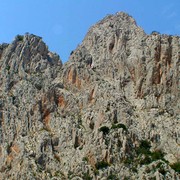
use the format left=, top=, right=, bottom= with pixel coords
left=135, top=140, right=166, bottom=165
left=82, top=172, right=92, bottom=180
left=82, top=157, right=88, bottom=162
left=99, top=126, right=110, bottom=135
left=140, top=156, right=152, bottom=165
left=107, top=174, right=118, bottom=180
left=151, top=150, right=164, bottom=161
left=170, top=162, right=180, bottom=173
left=111, top=123, right=128, bottom=132
left=95, top=160, right=109, bottom=169
left=6, top=65, right=10, bottom=71
left=16, top=35, right=24, bottom=41
left=136, top=140, right=151, bottom=155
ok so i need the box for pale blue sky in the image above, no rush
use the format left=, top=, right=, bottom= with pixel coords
left=0, top=0, right=180, bottom=62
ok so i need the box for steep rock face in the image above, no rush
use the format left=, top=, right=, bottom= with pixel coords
left=0, top=13, right=179, bottom=179
left=0, top=34, right=63, bottom=179
left=70, top=12, right=180, bottom=113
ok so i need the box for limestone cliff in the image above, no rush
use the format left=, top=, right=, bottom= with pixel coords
left=0, top=12, right=179, bottom=179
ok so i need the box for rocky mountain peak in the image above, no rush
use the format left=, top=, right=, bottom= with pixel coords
left=70, top=12, right=144, bottom=63
left=0, top=13, right=179, bottom=179
left=1, top=33, right=62, bottom=76
left=69, top=12, right=179, bottom=114
left=94, top=11, right=139, bottom=31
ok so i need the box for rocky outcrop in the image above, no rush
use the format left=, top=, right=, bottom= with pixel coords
left=0, top=13, right=179, bottom=179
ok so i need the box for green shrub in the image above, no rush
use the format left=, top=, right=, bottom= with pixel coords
left=156, top=162, right=163, bottom=169
left=170, top=162, right=180, bottom=173
left=123, top=157, right=134, bottom=165
left=93, top=169, right=99, bottom=175
left=67, top=170, right=73, bottom=179
left=149, top=177, right=156, bottom=180
left=107, top=174, right=118, bottom=180
left=54, top=171, right=61, bottom=177
left=151, top=150, right=164, bottom=161
left=82, top=157, right=88, bottom=162
left=135, top=141, right=167, bottom=165
left=131, top=166, right=138, bottom=173
left=99, top=126, right=110, bottom=135
left=158, top=168, right=166, bottom=175
left=139, top=140, right=151, bottom=150
left=123, top=139, right=167, bottom=168
left=82, top=172, right=92, bottom=180
left=111, top=123, right=128, bottom=132
left=140, top=156, right=152, bottom=165
left=95, top=160, right=109, bottom=169
left=136, top=140, right=151, bottom=155
left=6, top=65, right=10, bottom=71
left=16, top=35, right=24, bottom=41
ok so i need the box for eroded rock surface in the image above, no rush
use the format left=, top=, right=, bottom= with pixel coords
left=0, top=12, right=179, bottom=179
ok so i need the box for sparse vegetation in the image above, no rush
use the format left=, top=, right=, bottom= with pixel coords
left=107, top=174, right=118, bottom=180
left=82, top=172, right=92, bottom=180
left=151, top=31, right=160, bottom=35
left=149, top=177, right=156, bottom=180
left=124, top=139, right=168, bottom=171
left=70, top=50, right=74, bottom=55
left=95, top=160, right=110, bottom=169
left=124, top=176, right=130, bottom=180
left=131, top=166, right=138, bottom=173
left=82, top=157, right=88, bottom=162
left=123, top=156, right=134, bottom=165
left=158, top=168, right=167, bottom=176
left=16, top=35, right=24, bottom=41
left=136, top=141, right=166, bottom=165
left=99, top=126, right=110, bottom=135
left=139, top=155, right=152, bottom=165
left=78, top=114, right=82, bottom=124
left=67, top=170, right=74, bottom=179
left=139, top=140, right=151, bottom=150
left=54, top=171, right=61, bottom=177
left=151, top=150, right=164, bottom=161
left=111, top=123, right=128, bottom=132
left=6, top=65, right=10, bottom=71
left=136, top=140, right=151, bottom=156
left=93, top=169, right=99, bottom=175
left=170, top=161, right=180, bottom=173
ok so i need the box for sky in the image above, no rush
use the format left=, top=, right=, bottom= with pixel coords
left=0, top=0, right=180, bottom=62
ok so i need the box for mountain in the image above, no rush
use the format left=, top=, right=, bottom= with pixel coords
left=0, top=12, right=179, bottom=179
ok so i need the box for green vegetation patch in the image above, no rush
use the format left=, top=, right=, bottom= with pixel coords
left=107, top=174, right=118, bottom=180
left=6, top=65, right=10, bottom=71
left=124, top=139, right=168, bottom=171
left=170, top=162, right=180, bottom=173
left=95, top=160, right=110, bottom=169
left=82, top=157, right=88, bottom=162
left=16, top=35, right=24, bottom=41
left=136, top=140, right=151, bottom=156
left=111, top=123, right=128, bottom=132
left=82, top=172, right=92, bottom=180
left=99, top=126, right=110, bottom=135
left=151, top=150, right=164, bottom=161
